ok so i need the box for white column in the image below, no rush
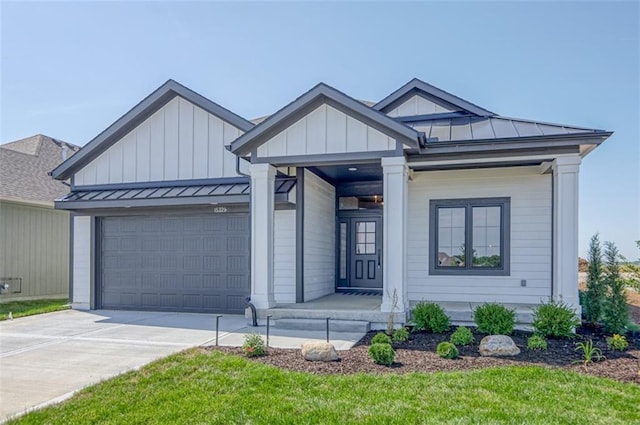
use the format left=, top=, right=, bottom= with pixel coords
left=250, top=163, right=276, bottom=309
left=72, top=215, right=93, bottom=310
left=552, top=155, right=581, bottom=311
left=381, top=156, right=409, bottom=313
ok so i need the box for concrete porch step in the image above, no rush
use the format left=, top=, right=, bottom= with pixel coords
left=273, top=318, right=371, bottom=333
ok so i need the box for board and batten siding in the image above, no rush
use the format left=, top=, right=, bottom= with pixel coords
left=303, top=170, right=335, bottom=301
left=257, top=103, right=395, bottom=158
left=72, top=215, right=92, bottom=310
left=0, top=200, right=69, bottom=301
left=386, top=95, right=457, bottom=117
left=74, top=97, right=246, bottom=186
left=274, top=209, right=296, bottom=304
left=407, top=166, right=552, bottom=304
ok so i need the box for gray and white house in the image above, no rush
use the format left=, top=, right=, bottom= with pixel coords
left=52, top=78, right=611, bottom=328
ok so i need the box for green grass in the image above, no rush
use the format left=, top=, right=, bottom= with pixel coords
left=0, top=298, right=70, bottom=320
left=9, top=350, right=640, bottom=425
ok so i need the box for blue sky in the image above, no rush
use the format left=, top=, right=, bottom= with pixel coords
left=1, top=1, right=638, bottom=258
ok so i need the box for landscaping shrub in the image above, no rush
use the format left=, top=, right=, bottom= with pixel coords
left=371, top=332, right=392, bottom=345
left=450, top=326, right=474, bottom=346
left=575, top=339, right=604, bottom=368
left=242, top=333, right=266, bottom=357
left=392, top=327, right=409, bottom=342
left=527, top=335, right=548, bottom=350
left=606, top=334, right=629, bottom=351
left=368, top=343, right=395, bottom=366
left=436, top=341, right=458, bottom=359
left=473, top=303, right=515, bottom=335
left=532, top=299, right=580, bottom=338
left=583, top=233, right=605, bottom=324
left=412, top=302, right=450, bottom=333
left=602, top=241, right=630, bottom=335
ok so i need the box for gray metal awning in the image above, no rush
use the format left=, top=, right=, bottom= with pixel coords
left=55, top=178, right=296, bottom=210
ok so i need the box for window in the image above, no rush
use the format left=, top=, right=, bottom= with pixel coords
left=429, top=198, right=510, bottom=275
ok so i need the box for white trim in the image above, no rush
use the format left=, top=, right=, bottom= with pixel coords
left=408, top=153, right=577, bottom=168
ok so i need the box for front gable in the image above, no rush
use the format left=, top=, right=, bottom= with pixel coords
left=386, top=94, right=460, bottom=117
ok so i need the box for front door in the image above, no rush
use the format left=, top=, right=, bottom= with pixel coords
left=336, top=215, right=383, bottom=289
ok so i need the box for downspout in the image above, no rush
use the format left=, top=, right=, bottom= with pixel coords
left=235, top=155, right=251, bottom=178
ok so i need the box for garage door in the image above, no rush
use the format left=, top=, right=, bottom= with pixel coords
left=99, top=213, right=250, bottom=314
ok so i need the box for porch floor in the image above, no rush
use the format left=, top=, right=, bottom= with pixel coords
left=274, top=293, right=382, bottom=311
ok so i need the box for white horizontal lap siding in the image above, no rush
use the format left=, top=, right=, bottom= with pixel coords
left=407, top=166, right=552, bottom=305
left=303, top=170, right=335, bottom=301
left=274, top=210, right=296, bottom=304
left=257, top=104, right=395, bottom=157
left=72, top=215, right=92, bottom=309
left=74, top=97, right=245, bottom=185
left=387, top=95, right=457, bottom=117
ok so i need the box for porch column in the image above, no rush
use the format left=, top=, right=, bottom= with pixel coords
left=381, top=156, right=409, bottom=313
left=250, top=163, right=276, bottom=309
left=552, top=155, right=581, bottom=312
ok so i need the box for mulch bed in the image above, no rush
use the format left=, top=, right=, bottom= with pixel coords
left=208, top=326, right=640, bottom=385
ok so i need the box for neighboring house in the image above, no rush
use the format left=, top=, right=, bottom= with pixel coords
left=51, top=79, right=611, bottom=327
left=0, top=135, right=79, bottom=301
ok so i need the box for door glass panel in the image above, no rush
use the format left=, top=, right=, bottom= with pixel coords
left=355, top=221, right=376, bottom=255
left=437, top=207, right=466, bottom=267
left=472, top=206, right=502, bottom=268
left=339, top=223, right=347, bottom=279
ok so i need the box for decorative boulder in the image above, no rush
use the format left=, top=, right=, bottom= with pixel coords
left=301, top=341, right=339, bottom=362
left=479, top=335, right=521, bottom=357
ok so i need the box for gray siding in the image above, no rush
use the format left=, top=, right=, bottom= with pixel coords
left=274, top=209, right=296, bottom=304
left=0, top=200, right=70, bottom=301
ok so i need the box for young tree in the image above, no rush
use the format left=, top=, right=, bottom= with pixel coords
left=583, top=233, right=605, bottom=324
left=602, top=241, right=630, bottom=334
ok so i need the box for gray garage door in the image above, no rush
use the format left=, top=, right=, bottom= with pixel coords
left=99, top=213, right=250, bottom=314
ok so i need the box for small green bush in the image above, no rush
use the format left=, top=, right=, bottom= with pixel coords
left=242, top=333, right=266, bottom=357
left=368, top=343, right=395, bottom=366
left=532, top=299, right=580, bottom=338
left=606, top=334, right=628, bottom=351
left=527, top=335, right=548, bottom=350
left=371, top=332, right=392, bottom=345
left=450, top=326, right=474, bottom=346
left=412, top=302, right=450, bottom=333
left=392, top=327, right=409, bottom=342
left=602, top=241, right=630, bottom=335
left=473, top=303, right=516, bottom=335
left=436, top=341, right=459, bottom=359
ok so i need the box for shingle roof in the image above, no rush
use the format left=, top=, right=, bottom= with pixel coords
left=0, top=135, right=80, bottom=203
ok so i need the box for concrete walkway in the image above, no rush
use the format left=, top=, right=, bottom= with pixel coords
left=0, top=309, right=363, bottom=421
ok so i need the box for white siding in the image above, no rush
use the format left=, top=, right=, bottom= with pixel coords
left=274, top=209, right=296, bottom=304
left=72, top=215, right=92, bottom=310
left=387, top=95, right=457, bottom=117
left=257, top=104, right=395, bottom=157
left=74, top=97, right=246, bottom=185
left=407, top=166, right=552, bottom=304
left=303, top=170, right=335, bottom=301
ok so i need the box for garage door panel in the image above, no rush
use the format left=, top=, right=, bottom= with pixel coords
left=100, top=213, right=250, bottom=314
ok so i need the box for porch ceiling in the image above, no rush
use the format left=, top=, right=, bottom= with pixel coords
left=309, top=162, right=382, bottom=184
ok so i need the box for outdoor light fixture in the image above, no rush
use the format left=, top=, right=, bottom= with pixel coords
left=348, top=167, right=358, bottom=171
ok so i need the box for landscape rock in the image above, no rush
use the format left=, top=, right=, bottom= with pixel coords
left=479, top=335, right=521, bottom=357
left=301, top=341, right=339, bottom=362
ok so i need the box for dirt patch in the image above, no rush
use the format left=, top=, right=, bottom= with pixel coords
left=627, top=289, right=640, bottom=325
left=208, top=327, right=640, bottom=385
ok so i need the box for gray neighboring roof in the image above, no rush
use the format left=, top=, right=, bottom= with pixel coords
left=230, top=83, right=424, bottom=156
left=55, top=178, right=295, bottom=210
left=0, top=135, right=80, bottom=203
left=374, top=78, right=495, bottom=116
left=51, top=79, right=255, bottom=180
left=408, top=115, right=611, bottom=144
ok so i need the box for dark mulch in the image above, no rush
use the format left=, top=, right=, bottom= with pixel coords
left=208, top=326, right=640, bottom=385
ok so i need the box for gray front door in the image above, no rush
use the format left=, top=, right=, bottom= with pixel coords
left=337, top=215, right=382, bottom=289
left=99, top=213, right=250, bottom=314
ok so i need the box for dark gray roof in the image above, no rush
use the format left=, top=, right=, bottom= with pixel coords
left=51, top=79, right=255, bottom=181
left=0, top=135, right=80, bottom=203
left=55, top=178, right=295, bottom=210
left=408, top=115, right=611, bottom=144
left=230, top=83, right=424, bottom=156
left=374, top=78, right=495, bottom=116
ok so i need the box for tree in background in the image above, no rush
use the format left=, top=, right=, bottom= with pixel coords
left=583, top=234, right=605, bottom=324
left=602, top=241, right=630, bottom=334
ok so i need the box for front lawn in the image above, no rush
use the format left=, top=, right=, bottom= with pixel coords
left=10, top=349, right=640, bottom=425
left=0, top=298, right=70, bottom=321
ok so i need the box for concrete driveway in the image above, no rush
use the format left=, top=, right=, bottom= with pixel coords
left=0, top=309, right=364, bottom=421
